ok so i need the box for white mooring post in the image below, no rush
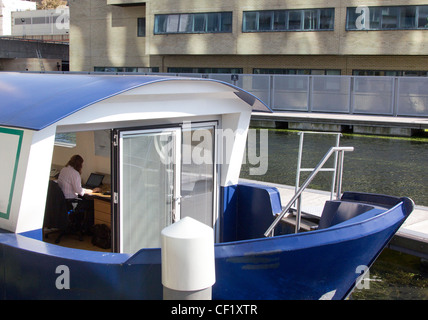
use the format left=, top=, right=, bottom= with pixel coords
left=161, top=217, right=215, bottom=300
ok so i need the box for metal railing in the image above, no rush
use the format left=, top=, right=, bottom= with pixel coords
left=264, top=146, right=354, bottom=237
left=296, top=131, right=342, bottom=201
left=157, top=73, right=428, bottom=118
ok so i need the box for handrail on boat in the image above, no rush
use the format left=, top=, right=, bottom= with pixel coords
left=264, top=146, right=354, bottom=237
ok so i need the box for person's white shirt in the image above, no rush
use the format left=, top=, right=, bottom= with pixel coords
left=57, top=165, right=89, bottom=199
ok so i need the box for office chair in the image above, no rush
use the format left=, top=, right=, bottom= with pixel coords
left=43, top=180, right=83, bottom=244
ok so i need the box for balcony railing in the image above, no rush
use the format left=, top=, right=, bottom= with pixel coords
left=158, top=73, right=428, bottom=117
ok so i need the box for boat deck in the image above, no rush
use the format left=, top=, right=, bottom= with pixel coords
left=240, top=179, right=428, bottom=260
left=43, top=231, right=111, bottom=252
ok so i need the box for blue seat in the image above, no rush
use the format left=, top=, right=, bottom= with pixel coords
left=318, top=200, right=376, bottom=229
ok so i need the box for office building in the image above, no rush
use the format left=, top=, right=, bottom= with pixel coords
left=70, top=0, right=428, bottom=76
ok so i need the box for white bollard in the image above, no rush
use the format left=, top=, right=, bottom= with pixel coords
left=161, top=217, right=215, bottom=300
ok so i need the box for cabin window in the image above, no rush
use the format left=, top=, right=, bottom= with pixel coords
left=55, top=132, right=76, bottom=148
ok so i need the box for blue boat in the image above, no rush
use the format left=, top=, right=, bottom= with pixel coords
left=0, top=72, right=413, bottom=300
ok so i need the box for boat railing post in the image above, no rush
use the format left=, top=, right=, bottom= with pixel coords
left=335, top=150, right=345, bottom=200
left=296, top=194, right=302, bottom=233
left=264, top=146, right=354, bottom=237
left=161, top=217, right=215, bottom=300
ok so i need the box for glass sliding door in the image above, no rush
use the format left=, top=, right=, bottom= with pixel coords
left=119, top=128, right=180, bottom=253
left=181, top=124, right=215, bottom=228
left=114, top=122, right=217, bottom=253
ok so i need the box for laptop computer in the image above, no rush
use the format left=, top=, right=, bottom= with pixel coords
left=84, top=173, right=104, bottom=189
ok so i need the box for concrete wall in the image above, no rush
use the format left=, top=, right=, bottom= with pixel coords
left=0, top=38, right=68, bottom=71
left=0, top=57, right=62, bottom=72
left=0, top=38, right=68, bottom=59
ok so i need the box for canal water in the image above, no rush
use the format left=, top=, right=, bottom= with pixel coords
left=240, top=129, right=428, bottom=300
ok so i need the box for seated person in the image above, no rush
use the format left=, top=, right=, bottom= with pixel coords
left=57, top=154, right=100, bottom=199
left=57, top=155, right=100, bottom=233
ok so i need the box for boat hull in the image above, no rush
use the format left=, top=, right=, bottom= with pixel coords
left=214, top=205, right=405, bottom=300
left=0, top=193, right=411, bottom=300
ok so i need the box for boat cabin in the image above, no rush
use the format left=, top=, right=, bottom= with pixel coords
left=0, top=72, right=270, bottom=253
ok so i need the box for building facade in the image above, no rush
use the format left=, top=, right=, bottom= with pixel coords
left=12, top=7, right=69, bottom=38
left=69, top=0, right=428, bottom=76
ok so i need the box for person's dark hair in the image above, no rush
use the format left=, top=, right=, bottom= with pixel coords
left=66, top=155, right=84, bottom=174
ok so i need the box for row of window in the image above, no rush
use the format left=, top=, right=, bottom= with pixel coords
left=151, top=5, right=428, bottom=35
left=95, top=67, right=428, bottom=77
left=153, top=9, right=333, bottom=34
left=94, top=66, right=159, bottom=73
left=14, top=16, right=61, bottom=25
left=242, top=9, right=334, bottom=32
left=168, top=67, right=340, bottom=75
left=154, top=12, right=232, bottom=34
left=253, top=69, right=340, bottom=75
left=346, top=6, right=428, bottom=30
left=353, top=70, right=428, bottom=77
left=167, top=67, right=242, bottom=74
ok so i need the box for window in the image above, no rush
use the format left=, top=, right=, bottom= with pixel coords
left=381, top=7, right=399, bottom=29
left=32, top=17, right=47, bottom=24
left=304, top=10, right=318, bottom=30
left=253, top=68, right=340, bottom=75
left=243, top=8, right=334, bottom=32
left=137, top=18, right=145, bottom=37
left=418, top=6, right=428, bottom=28
left=167, top=67, right=243, bottom=74
left=320, top=8, right=335, bottom=29
left=14, top=18, right=31, bottom=25
left=288, top=10, right=302, bottom=30
left=154, top=12, right=232, bottom=34
left=353, top=70, right=428, bottom=77
left=400, top=7, right=416, bottom=28
left=347, top=5, right=428, bottom=30
left=55, top=133, right=76, bottom=148
left=94, top=67, right=160, bottom=73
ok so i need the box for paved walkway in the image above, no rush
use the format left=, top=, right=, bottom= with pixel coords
left=252, top=111, right=428, bottom=130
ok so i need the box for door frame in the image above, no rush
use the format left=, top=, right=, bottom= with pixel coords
left=111, top=121, right=219, bottom=253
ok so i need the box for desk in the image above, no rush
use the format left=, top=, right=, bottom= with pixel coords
left=91, top=193, right=111, bottom=227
